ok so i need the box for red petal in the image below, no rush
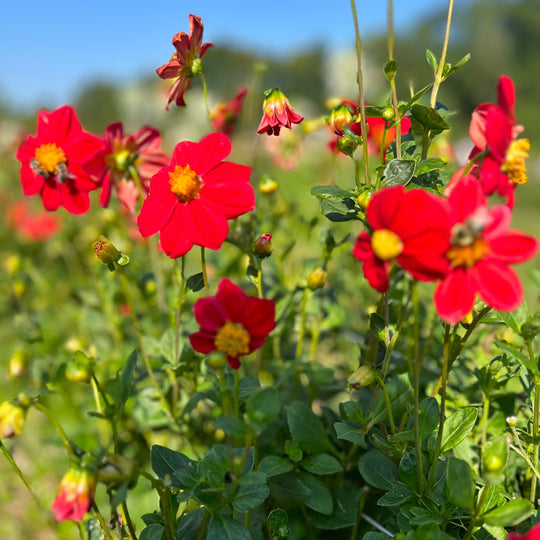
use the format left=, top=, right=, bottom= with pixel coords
left=200, top=178, right=255, bottom=219
left=488, top=231, right=538, bottom=264
left=447, top=175, right=486, bottom=223
left=41, top=182, right=62, bottom=211
left=475, top=260, right=523, bottom=311
left=137, top=189, right=177, bottom=237
left=184, top=200, right=229, bottom=250
left=159, top=205, right=194, bottom=258
left=434, top=268, right=477, bottom=324
left=366, top=186, right=405, bottom=230
left=61, top=184, right=89, bottom=214
left=189, top=332, right=217, bottom=354
left=193, top=295, right=227, bottom=332
left=215, top=279, right=248, bottom=322
left=485, top=106, right=512, bottom=163
left=497, top=75, right=516, bottom=125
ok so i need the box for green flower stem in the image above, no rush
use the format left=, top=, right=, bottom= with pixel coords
left=374, top=374, right=396, bottom=435
left=350, top=0, right=371, bottom=187
left=412, top=283, right=424, bottom=496
left=219, top=367, right=231, bottom=416
left=428, top=323, right=451, bottom=488
left=386, top=0, right=402, bottom=159
left=234, top=368, right=241, bottom=420
left=430, top=0, right=454, bottom=108
left=91, top=374, right=117, bottom=449
left=530, top=340, right=540, bottom=504
left=140, top=471, right=176, bottom=540
left=170, top=257, right=186, bottom=418
left=295, top=288, right=309, bottom=359
left=121, top=501, right=138, bottom=540
left=200, top=71, right=211, bottom=121
left=462, top=483, right=489, bottom=540
left=463, top=150, right=489, bottom=175
left=479, top=394, right=490, bottom=463
left=0, top=440, right=42, bottom=508
left=119, top=272, right=176, bottom=424
left=92, top=501, right=115, bottom=540
left=257, top=258, right=263, bottom=299
left=33, top=401, right=74, bottom=458
left=201, top=246, right=209, bottom=288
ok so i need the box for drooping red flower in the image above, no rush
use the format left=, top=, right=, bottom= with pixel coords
left=156, top=14, right=213, bottom=110
left=507, top=523, right=540, bottom=540
left=96, top=123, right=169, bottom=213
left=16, top=106, right=104, bottom=214
left=189, top=278, right=276, bottom=369
left=257, top=88, right=303, bottom=136
left=7, top=199, right=61, bottom=240
left=51, top=463, right=96, bottom=522
left=137, top=132, right=254, bottom=258
left=211, top=86, right=248, bottom=136
left=353, top=186, right=452, bottom=293
left=434, top=175, right=538, bottom=324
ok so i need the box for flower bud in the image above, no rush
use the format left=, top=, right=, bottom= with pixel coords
left=356, top=190, right=372, bottom=210
left=206, top=351, right=227, bottom=370
left=9, top=350, right=26, bottom=378
left=254, top=233, right=273, bottom=258
left=521, top=313, right=540, bottom=341
left=307, top=267, right=327, bottom=291
left=0, top=400, right=27, bottom=438
left=328, top=104, right=354, bottom=136
left=93, top=235, right=129, bottom=271
left=259, top=176, right=278, bottom=194
left=382, top=107, right=395, bottom=122
left=4, top=254, right=21, bottom=276
left=482, top=435, right=507, bottom=484
left=65, top=362, right=92, bottom=383
left=348, top=365, right=376, bottom=389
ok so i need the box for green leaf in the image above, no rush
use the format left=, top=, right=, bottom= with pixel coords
left=306, top=481, right=361, bottom=529
left=185, top=272, right=205, bottom=293
left=247, top=387, right=280, bottom=427
left=365, top=105, right=384, bottom=117
left=311, top=185, right=354, bottom=199
left=238, top=376, right=260, bottom=398
left=176, top=507, right=206, bottom=540
left=358, top=449, right=398, bottom=490
left=150, top=445, right=193, bottom=489
left=482, top=498, right=533, bottom=527
left=285, top=440, right=303, bottom=462
left=381, top=159, right=416, bottom=186
left=301, top=453, right=343, bottom=475
left=139, top=524, right=164, bottom=540
left=445, top=53, right=471, bottom=77
left=384, top=59, right=397, bottom=80
left=419, top=397, right=440, bottom=442
left=426, top=49, right=438, bottom=71
left=320, top=197, right=358, bottom=222
left=214, top=415, right=247, bottom=437
left=206, top=515, right=252, bottom=540
left=258, top=455, right=294, bottom=478
left=410, top=104, right=450, bottom=132
left=334, top=422, right=366, bottom=446
left=160, top=328, right=178, bottom=364
left=377, top=484, right=414, bottom=506
left=108, top=350, right=137, bottom=404
left=198, top=445, right=229, bottom=486
left=415, top=158, right=447, bottom=176
left=339, top=401, right=364, bottom=422
left=267, top=508, right=289, bottom=539
left=364, top=534, right=394, bottom=540
left=446, top=457, right=475, bottom=510
left=440, top=407, right=478, bottom=453
left=286, top=401, right=334, bottom=454
left=232, top=471, right=270, bottom=512
left=371, top=373, right=413, bottom=426
left=297, top=472, right=334, bottom=515
left=494, top=339, right=539, bottom=377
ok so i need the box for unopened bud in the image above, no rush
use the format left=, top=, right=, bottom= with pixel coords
left=0, top=400, right=27, bottom=439
left=306, top=267, right=327, bottom=291
left=9, top=350, right=26, bottom=378
left=382, top=107, right=395, bottom=122
left=348, top=365, right=376, bottom=389
left=254, top=233, right=273, bottom=258
left=482, top=435, right=507, bottom=484
left=328, top=104, right=354, bottom=136
left=65, top=362, right=92, bottom=383
left=93, top=236, right=129, bottom=271
left=521, top=313, right=540, bottom=341
left=207, top=351, right=227, bottom=370
left=356, top=190, right=372, bottom=210
left=259, top=176, right=278, bottom=195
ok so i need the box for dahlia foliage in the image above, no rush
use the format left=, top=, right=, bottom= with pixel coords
left=5, top=6, right=540, bottom=540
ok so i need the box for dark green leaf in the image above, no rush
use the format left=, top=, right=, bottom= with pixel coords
left=358, top=449, right=398, bottom=490
left=214, top=415, right=247, bottom=437
left=365, top=106, right=384, bottom=117
left=384, top=59, right=397, bottom=80
left=238, top=376, right=260, bottom=398
left=176, top=507, right=206, bottom=540
left=285, top=440, right=303, bottom=462
left=267, top=508, right=289, bottom=539
left=198, top=445, right=229, bottom=486
left=339, top=400, right=363, bottom=422
left=382, top=159, right=416, bottom=187
left=297, top=472, right=333, bottom=515
left=415, top=158, right=447, bottom=176
left=370, top=373, right=413, bottom=426
left=440, top=407, right=478, bottom=453
left=286, top=401, right=334, bottom=454
left=108, top=350, right=137, bottom=404
left=311, top=185, right=354, bottom=199
left=494, top=340, right=539, bottom=377
left=206, top=515, right=252, bottom=540
left=378, top=484, right=414, bottom=506
left=247, top=387, right=280, bottom=427
left=259, top=455, right=294, bottom=478
left=232, top=472, right=270, bottom=512
left=301, top=453, right=343, bottom=475
left=151, top=445, right=193, bottom=489
left=419, top=397, right=440, bottom=442
left=320, top=197, right=358, bottom=222
left=186, top=272, right=205, bottom=293
left=139, top=524, right=164, bottom=540
left=334, top=422, right=366, bottom=446
left=446, top=457, right=475, bottom=510
left=306, top=482, right=361, bottom=529
left=410, top=104, right=450, bottom=132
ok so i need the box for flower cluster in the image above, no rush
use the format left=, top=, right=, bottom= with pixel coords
left=354, top=76, right=537, bottom=324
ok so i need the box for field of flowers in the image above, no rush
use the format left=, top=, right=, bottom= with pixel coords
left=1, top=3, right=540, bottom=540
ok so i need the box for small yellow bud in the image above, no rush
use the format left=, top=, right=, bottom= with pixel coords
left=259, top=176, right=278, bottom=195
left=306, top=267, right=327, bottom=291
left=348, top=365, right=377, bottom=389
left=8, top=351, right=26, bottom=378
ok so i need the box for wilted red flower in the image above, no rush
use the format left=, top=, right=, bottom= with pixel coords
left=137, top=132, right=254, bottom=258
left=211, top=86, right=248, bottom=136
left=353, top=186, right=451, bottom=293
left=51, top=463, right=96, bottom=522
left=507, top=523, right=540, bottom=540
left=434, top=175, right=538, bottom=324
left=189, top=278, right=276, bottom=369
left=156, top=14, right=213, bottom=110
left=7, top=199, right=61, bottom=240
left=257, top=88, right=303, bottom=136
left=96, top=123, right=169, bottom=212
left=16, top=106, right=104, bottom=214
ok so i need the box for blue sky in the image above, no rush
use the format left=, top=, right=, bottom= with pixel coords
left=0, top=0, right=467, bottom=109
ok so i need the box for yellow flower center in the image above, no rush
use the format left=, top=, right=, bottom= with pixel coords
left=214, top=321, right=250, bottom=358
left=501, top=138, right=529, bottom=186
left=371, top=229, right=404, bottom=261
left=447, top=236, right=488, bottom=268
left=169, top=164, right=202, bottom=202
left=106, top=148, right=133, bottom=172
left=34, top=143, right=66, bottom=174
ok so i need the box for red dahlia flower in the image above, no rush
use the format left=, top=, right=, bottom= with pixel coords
left=353, top=186, right=451, bottom=293
left=257, top=88, right=303, bottom=136
left=189, top=278, right=276, bottom=369
left=507, top=523, right=540, bottom=539
left=16, top=105, right=104, bottom=214
left=51, top=463, right=96, bottom=522
left=434, top=175, right=538, bottom=324
left=137, top=132, right=255, bottom=258
left=156, top=14, right=213, bottom=110
left=97, top=123, right=169, bottom=213
left=211, top=86, right=248, bottom=136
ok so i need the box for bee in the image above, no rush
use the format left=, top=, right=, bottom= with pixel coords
left=451, top=211, right=487, bottom=246
left=29, top=159, right=50, bottom=178
left=55, top=162, right=75, bottom=184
